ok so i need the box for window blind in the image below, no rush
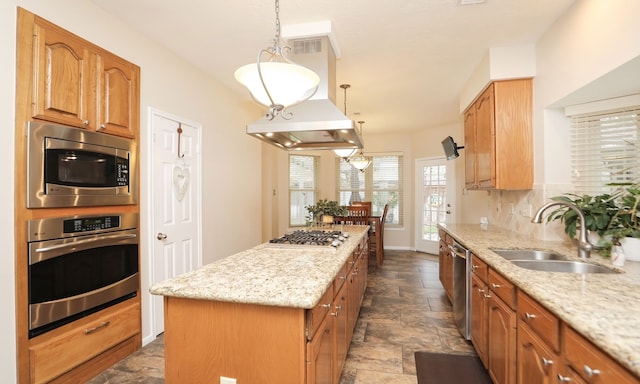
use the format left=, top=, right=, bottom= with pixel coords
left=570, top=106, right=640, bottom=195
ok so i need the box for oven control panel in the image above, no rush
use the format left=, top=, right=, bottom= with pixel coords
left=63, top=215, right=121, bottom=233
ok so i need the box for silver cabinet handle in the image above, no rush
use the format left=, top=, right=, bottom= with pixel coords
left=491, top=283, right=501, bottom=289
left=557, top=374, right=572, bottom=382
left=157, top=233, right=167, bottom=240
left=525, top=312, right=537, bottom=320
left=320, top=303, right=331, bottom=309
left=542, top=357, right=554, bottom=366
left=583, top=365, right=601, bottom=377
left=84, top=321, right=110, bottom=334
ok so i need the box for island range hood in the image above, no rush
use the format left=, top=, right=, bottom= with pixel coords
left=246, top=36, right=363, bottom=151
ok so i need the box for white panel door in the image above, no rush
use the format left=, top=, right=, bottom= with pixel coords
left=415, top=157, right=455, bottom=254
left=150, top=110, right=202, bottom=337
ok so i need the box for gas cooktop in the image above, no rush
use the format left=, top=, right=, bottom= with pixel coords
left=268, top=230, right=350, bottom=248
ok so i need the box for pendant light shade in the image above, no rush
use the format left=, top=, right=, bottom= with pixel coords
left=349, top=121, right=372, bottom=172
left=234, top=62, right=319, bottom=110
left=234, top=0, right=320, bottom=120
left=350, top=151, right=372, bottom=171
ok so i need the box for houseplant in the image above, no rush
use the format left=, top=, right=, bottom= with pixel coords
left=546, top=192, right=618, bottom=240
left=305, top=199, right=348, bottom=225
left=602, top=184, right=640, bottom=260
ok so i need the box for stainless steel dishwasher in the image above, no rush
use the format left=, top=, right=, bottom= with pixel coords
left=449, top=239, right=470, bottom=340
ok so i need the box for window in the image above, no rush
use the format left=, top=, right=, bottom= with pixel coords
left=289, top=155, right=319, bottom=226
left=337, top=154, right=403, bottom=226
left=568, top=103, right=640, bottom=195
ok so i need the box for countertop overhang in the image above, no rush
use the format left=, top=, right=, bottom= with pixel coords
left=149, top=225, right=369, bottom=309
left=440, top=223, right=640, bottom=378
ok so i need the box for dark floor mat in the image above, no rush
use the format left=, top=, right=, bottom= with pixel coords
left=415, top=352, right=492, bottom=384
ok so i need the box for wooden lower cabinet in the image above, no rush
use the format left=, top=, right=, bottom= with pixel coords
left=488, top=293, right=517, bottom=384
left=517, top=321, right=559, bottom=384
left=307, top=313, right=334, bottom=384
left=438, top=231, right=454, bottom=302
left=470, top=272, right=488, bottom=367
left=563, top=326, right=639, bottom=384
left=28, top=299, right=141, bottom=384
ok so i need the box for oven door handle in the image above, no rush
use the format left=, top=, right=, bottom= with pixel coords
left=31, top=233, right=138, bottom=264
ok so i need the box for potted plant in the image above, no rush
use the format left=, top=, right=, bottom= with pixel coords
left=603, top=184, right=640, bottom=260
left=305, top=199, right=348, bottom=226
left=546, top=192, right=618, bottom=241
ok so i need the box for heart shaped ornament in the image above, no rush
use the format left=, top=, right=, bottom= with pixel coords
left=172, top=165, right=190, bottom=201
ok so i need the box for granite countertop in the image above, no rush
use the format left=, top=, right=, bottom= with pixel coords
left=440, top=223, right=640, bottom=378
left=149, top=225, right=369, bottom=309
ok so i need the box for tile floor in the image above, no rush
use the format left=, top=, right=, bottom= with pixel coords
left=87, top=250, right=477, bottom=384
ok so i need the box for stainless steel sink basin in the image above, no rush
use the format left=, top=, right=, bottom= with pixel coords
left=491, top=248, right=567, bottom=261
left=510, top=260, right=617, bottom=274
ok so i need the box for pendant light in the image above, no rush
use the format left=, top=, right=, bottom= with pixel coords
left=333, top=84, right=358, bottom=160
left=234, top=0, right=320, bottom=120
left=350, top=121, right=372, bottom=172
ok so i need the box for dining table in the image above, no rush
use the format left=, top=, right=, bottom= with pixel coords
left=333, top=215, right=383, bottom=267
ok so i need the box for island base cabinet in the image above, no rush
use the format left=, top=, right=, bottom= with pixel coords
left=307, top=313, right=334, bottom=384
left=163, top=297, right=306, bottom=384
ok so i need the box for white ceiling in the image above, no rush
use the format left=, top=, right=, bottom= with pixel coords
left=90, top=0, right=576, bottom=134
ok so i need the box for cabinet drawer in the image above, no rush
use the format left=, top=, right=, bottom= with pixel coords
left=470, top=254, right=488, bottom=283
left=29, top=301, right=140, bottom=384
left=564, top=326, right=639, bottom=384
left=517, top=291, right=559, bottom=352
left=488, top=269, right=515, bottom=309
left=307, top=287, right=333, bottom=340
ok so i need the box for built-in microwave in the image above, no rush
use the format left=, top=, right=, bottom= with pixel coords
left=27, top=121, right=137, bottom=208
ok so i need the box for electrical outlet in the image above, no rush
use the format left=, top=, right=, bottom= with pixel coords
left=220, top=376, right=236, bottom=384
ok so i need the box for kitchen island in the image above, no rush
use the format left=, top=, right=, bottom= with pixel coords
left=440, top=223, right=640, bottom=382
left=150, top=225, right=369, bottom=384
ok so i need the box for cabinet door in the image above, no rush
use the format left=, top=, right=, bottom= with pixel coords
left=488, top=294, right=516, bottom=384
left=438, top=239, right=454, bottom=302
left=464, top=107, right=477, bottom=188
left=517, top=322, right=558, bottom=384
left=475, top=84, right=496, bottom=188
left=470, top=273, right=488, bottom=368
left=97, top=53, right=138, bottom=138
left=32, top=19, right=94, bottom=129
left=333, top=282, right=348, bottom=383
left=307, top=314, right=334, bottom=384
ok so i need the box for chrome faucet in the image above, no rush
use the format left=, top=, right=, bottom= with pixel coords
left=531, top=201, right=592, bottom=259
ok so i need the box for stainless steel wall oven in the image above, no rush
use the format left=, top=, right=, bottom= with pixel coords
left=27, top=121, right=137, bottom=208
left=28, top=213, right=139, bottom=338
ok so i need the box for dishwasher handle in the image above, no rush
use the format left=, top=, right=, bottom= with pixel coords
left=448, top=242, right=468, bottom=259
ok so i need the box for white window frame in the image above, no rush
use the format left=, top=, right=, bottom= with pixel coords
left=289, top=154, right=319, bottom=227
left=336, top=153, right=404, bottom=226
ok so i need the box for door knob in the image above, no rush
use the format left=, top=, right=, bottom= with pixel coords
left=157, top=233, right=167, bottom=240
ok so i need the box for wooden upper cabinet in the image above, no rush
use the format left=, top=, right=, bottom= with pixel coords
left=97, top=53, right=138, bottom=138
left=463, top=79, right=533, bottom=190
left=31, top=15, right=139, bottom=139
left=32, top=20, right=93, bottom=129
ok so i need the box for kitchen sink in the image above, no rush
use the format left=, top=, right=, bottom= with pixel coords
left=491, top=248, right=567, bottom=261
left=510, top=260, right=618, bottom=274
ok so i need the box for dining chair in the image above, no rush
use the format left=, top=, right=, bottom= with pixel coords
left=370, top=204, right=389, bottom=267
left=345, top=205, right=370, bottom=225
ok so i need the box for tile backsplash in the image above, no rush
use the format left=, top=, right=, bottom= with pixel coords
left=487, top=184, right=574, bottom=242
